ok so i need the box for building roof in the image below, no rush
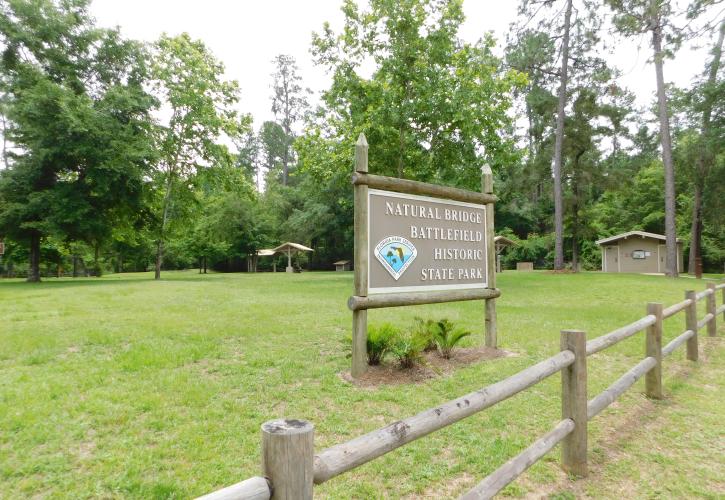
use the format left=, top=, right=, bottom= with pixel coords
left=256, top=249, right=276, bottom=256
left=272, top=242, right=314, bottom=253
left=494, top=235, right=516, bottom=246
left=595, top=230, right=681, bottom=246
left=333, top=260, right=350, bottom=265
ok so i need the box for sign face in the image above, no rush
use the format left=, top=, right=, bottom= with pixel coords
left=368, top=189, right=487, bottom=294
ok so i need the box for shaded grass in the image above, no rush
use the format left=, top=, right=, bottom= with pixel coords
left=0, top=270, right=722, bottom=498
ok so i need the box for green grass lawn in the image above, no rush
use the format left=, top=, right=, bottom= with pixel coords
left=1, top=271, right=723, bottom=498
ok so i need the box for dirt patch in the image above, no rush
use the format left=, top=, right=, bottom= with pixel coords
left=339, top=346, right=513, bottom=387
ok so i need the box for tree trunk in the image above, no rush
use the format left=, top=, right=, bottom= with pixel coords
left=397, top=123, right=405, bottom=178
left=651, top=9, right=678, bottom=277
left=155, top=173, right=174, bottom=280
left=688, top=181, right=703, bottom=274
left=93, top=243, right=100, bottom=277
left=689, top=21, right=724, bottom=275
left=27, top=233, right=41, bottom=282
left=203, top=256, right=207, bottom=274
left=72, top=255, right=78, bottom=278
left=155, top=240, right=163, bottom=280
left=552, top=0, right=573, bottom=271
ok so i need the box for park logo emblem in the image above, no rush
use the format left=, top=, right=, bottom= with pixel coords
left=374, top=236, right=417, bottom=280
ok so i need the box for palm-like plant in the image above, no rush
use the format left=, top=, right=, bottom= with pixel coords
left=389, top=331, right=426, bottom=369
left=411, top=317, right=437, bottom=351
left=367, top=323, right=398, bottom=365
left=433, top=319, right=472, bottom=359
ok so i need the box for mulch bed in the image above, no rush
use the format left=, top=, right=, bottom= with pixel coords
left=339, top=346, right=513, bottom=387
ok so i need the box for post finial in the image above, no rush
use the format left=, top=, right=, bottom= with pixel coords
left=481, top=164, right=493, bottom=194
left=355, top=132, right=369, bottom=173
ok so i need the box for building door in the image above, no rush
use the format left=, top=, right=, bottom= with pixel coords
left=605, top=246, right=618, bottom=272
left=658, top=244, right=666, bottom=273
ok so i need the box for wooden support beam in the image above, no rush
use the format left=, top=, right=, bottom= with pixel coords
left=351, top=172, right=497, bottom=205
left=645, top=303, right=663, bottom=399
left=352, top=133, right=369, bottom=378
left=685, top=290, right=698, bottom=361
left=348, top=288, right=500, bottom=311
left=262, top=419, right=314, bottom=500
left=560, top=330, right=587, bottom=477
left=482, top=164, right=497, bottom=349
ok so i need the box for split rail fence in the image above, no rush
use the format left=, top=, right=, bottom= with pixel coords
left=199, top=281, right=724, bottom=500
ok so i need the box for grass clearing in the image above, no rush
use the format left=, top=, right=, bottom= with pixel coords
left=1, top=271, right=723, bottom=498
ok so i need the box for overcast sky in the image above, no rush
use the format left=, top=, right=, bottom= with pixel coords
left=91, top=0, right=718, bottom=131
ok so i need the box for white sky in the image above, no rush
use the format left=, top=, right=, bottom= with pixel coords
left=90, top=0, right=719, bottom=132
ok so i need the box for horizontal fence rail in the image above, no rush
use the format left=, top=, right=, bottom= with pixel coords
left=663, top=330, right=695, bottom=358
left=585, top=315, right=655, bottom=356
left=697, top=313, right=714, bottom=330
left=197, top=477, right=271, bottom=500
left=662, top=298, right=692, bottom=319
left=460, top=419, right=575, bottom=500
left=199, top=280, right=723, bottom=500
left=314, top=350, right=574, bottom=484
left=587, top=357, right=657, bottom=420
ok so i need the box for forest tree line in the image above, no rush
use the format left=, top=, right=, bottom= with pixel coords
left=0, top=0, right=723, bottom=281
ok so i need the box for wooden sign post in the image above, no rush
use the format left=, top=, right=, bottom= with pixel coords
left=350, top=133, right=500, bottom=377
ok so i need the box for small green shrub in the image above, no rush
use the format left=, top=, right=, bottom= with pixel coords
left=411, top=317, right=437, bottom=351
left=367, top=323, right=398, bottom=365
left=389, top=330, right=426, bottom=369
left=432, top=319, right=472, bottom=359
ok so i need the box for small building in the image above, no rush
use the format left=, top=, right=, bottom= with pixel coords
left=272, top=242, right=314, bottom=273
left=333, top=260, right=351, bottom=272
left=595, top=231, right=683, bottom=274
left=494, top=235, right=516, bottom=273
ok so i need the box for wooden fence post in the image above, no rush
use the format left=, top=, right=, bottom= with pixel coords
left=645, top=303, right=663, bottom=399
left=352, top=133, right=369, bottom=377
left=706, top=283, right=716, bottom=337
left=262, top=419, right=314, bottom=500
left=482, top=165, right=497, bottom=349
left=560, top=329, right=587, bottom=477
left=685, top=290, right=698, bottom=361
left=722, top=283, right=725, bottom=322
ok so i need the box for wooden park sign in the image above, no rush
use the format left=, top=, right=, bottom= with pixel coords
left=350, top=133, right=500, bottom=377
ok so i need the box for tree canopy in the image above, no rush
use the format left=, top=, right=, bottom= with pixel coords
left=0, top=0, right=722, bottom=279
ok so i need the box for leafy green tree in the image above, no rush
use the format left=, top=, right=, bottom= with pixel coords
left=604, top=0, right=720, bottom=276
left=0, top=0, right=155, bottom=281
left=150, top=33, right=247, bottom=279
left=258, top=120, right=289, bottom=186
left=679, top=21, right=724, bottom=273
left=310, top=0, right=525, bottom=185
left=511, top=0, right=608, bottom=270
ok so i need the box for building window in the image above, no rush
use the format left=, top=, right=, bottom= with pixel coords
left=632, top=250, right=646, bottom=259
